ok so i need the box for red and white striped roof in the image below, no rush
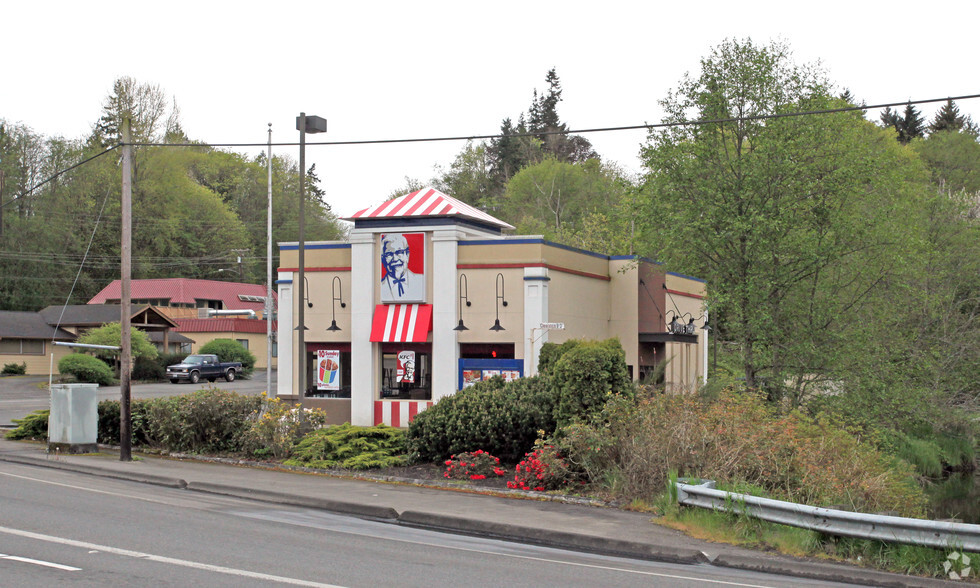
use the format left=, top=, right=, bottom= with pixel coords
left=346, top=187, right=514, bottom=230
left=370, top=304, right=433, bottom=343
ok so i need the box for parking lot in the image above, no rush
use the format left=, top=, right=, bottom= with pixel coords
left=0, top=370, right=275, bottom=427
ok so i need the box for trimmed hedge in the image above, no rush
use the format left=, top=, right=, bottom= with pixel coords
left=199, top=339, right=256, bottom=376
left=407, top=375, right=558, bottom=463
left=58, top=353, right=115, bottom=385
left=552, top=338, right=633, bottom=426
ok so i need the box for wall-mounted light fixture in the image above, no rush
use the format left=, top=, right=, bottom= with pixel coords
left=326, top=276, right=346, bottom=332
left=490, top=273, right=508, bottom=331
left=453, top=274, right=471, bottom=331
left=666, top=310, right=706, bottom=335
left=302, top=276, right=313, bottom=308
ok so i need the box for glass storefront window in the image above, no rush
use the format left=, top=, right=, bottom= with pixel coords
left=380, top=351, right=431, bottom=400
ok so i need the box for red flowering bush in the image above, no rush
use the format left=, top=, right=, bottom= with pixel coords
left=443, top=450, right=507, bottom=481
left=507, top=441, right=575, bottom=491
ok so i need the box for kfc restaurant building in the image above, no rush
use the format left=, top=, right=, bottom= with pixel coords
left=276, top=188, right=707, bottom=427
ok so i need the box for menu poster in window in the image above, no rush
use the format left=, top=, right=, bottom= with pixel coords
left=502, top=370, right=521, bottom=382
left=316, top=350, right=340, bottom=390
left=396, top=350, right=416, bottom=383
left=462, top=369, right=481, bottom=388
left=481, top=370, right=501, bottom=381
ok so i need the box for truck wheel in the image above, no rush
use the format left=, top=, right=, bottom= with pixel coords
left=190, top=371, right=200, bottom=384
left=225, top=369, right=236, bottom=382
left=170, top=379, right=179, bottom=384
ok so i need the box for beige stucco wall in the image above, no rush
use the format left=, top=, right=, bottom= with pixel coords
left=186, top=331, right=277, bottom=371
left=1, top=343, right=72, bottom=375
left=455, top=267, right=525, bottom=356
left=663, top=273, right=707, bottom=391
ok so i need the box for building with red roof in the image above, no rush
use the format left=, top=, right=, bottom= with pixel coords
left=88, top=278, right=277, bottom=369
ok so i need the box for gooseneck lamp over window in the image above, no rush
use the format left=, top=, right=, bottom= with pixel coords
left=454, top=274, right=471, bottom=331
left=326, top=276, right=346, bottom=332
left=490, top=273, right=508, bottom=331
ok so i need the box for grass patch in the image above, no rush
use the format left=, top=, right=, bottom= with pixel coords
left=655, top=493, right=979, bottom=579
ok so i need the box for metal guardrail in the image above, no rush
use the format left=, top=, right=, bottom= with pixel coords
left=675, top=479, right=980, bottom=552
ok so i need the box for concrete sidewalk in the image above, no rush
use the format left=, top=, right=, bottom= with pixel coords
left=0, top=438, right=949, bottom=587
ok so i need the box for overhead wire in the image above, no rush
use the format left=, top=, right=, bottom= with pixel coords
left=0, top=92, right=978, bottom=279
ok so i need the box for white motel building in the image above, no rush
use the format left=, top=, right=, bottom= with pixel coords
left=275, top=188, right=707, bottom=427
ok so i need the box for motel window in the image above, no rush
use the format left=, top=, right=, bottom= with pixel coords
left=0, top=338, right=44, bottom=355
left=380, top=351, right=431, bottom=401
left=236, top=339, right=249, bottom=350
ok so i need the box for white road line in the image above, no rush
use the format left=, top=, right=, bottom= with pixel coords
left=0, top=526, right=342, bottom=587
left=0, top=553, right=81, bottom=571
left=243, top=513, right=781, bottom=588
left=0, top=470, right=182, bottom=507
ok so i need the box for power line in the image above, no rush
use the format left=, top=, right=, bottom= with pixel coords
left=122, top=93, right=980, bottom=149
left=3, top=92, right=977, bottom=213
left=0, top=145, right=118, bottom=209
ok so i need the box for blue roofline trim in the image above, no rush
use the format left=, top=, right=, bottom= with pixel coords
left=609, top=255, right=662, bottom=265
left=279, top=243, right=351, bottom=251
left=666, top=271, right=707, bottom=283
left=460, top=238, right=610, bottom=260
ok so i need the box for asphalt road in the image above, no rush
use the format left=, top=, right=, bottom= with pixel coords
left=0, top=462, right=855, bottom=587
left=0, top=370, right=274, bottom=427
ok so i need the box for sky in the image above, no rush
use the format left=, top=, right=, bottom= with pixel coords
left=4, top=1, right=980, bottom=218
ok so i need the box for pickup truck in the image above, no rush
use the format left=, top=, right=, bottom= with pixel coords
left=166, top=354, right=242, bottom=384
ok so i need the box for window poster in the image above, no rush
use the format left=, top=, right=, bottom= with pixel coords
left=380, top=232, right=426, bottom=303
left=396, top=350, right=416, bottom=384
left=316, top=349, right=340, bottom=390
left=462, top=369, right=482, bottom=388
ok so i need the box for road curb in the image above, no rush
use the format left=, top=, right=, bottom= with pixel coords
left=0, top=453, right=187, bottom=489
left=397, top=510, right=709, bottom=565
left=711, top=553, right=952, bottom=588
left=185, top=481, right=400, bottom=521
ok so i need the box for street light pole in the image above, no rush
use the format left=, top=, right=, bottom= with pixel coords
left=295, top=113, right=326, bottom=408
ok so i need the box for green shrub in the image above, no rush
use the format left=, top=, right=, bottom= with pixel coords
left=98, top=399, right=153, bottom=446
left=407, top=374, right=558, bottom=463
left=199, top=339, right=256, bottom=376
left=537, top=340, right=581, bottom=376
left=5, top=410, right=49, bottom=440
left=160, top=352, right=189, bottom=369
left=132, top=354, right=165, bottom=381
left=286, top=423, right=407, bottom=470
left=58, top=353, right=115, bottom=385
left=2, top=362, right=27, bottom=375
left=552, top=338, right=632, bottom=426
left=147, top=388, right=261, bottom=453
left=98, top=390, right=260, bottom=453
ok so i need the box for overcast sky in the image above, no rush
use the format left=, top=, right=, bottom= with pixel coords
left=4, top=1, right=979, bottom=218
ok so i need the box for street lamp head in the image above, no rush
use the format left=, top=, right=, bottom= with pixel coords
left=297, top=114, right=327, bottom=134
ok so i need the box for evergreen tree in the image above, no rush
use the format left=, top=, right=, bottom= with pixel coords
left=899, top=102, right=925, bottom=143
left=929, top=99, right=966, bottom=134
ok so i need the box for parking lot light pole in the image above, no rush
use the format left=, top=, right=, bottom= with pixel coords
left=296, top=113, right=326, bottom=411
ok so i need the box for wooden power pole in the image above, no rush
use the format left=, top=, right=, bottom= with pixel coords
left=120, top=118, right=133, bottom=462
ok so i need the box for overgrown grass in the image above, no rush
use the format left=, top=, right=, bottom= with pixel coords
left=657, top=498, right=980, bottom=579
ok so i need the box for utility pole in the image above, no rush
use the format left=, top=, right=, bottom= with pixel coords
left=120, top=118, right=133, bottom=462
left=266, top=123, right=274, bottom=397
left=232, top=249, right=248, bottom=281
left=0, top=168, right=5, bottom=237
